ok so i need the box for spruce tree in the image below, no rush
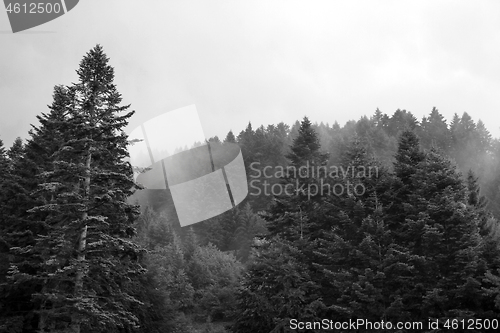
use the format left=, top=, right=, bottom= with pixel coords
left=6, top=137, right=23, bottom=166
left=0, top=139, right=11, bottom=286
left=393, top=130, right=425, bottom=185
left=408, top=149, right=485, bottom=319
left=233, top=203, right=267, bottom=262
left=285, top=116, right=328, bottom=168
left=237, top=122, right=255, bottom=168
left=7, top=45, right=143, bottom=333
left=266, top=117, right=328, bottom=240
left=386, top=130, right=426, bottom=237
left=0, top=94, right=71, bottom=332
left=232, top=117, right=329, bottom=332
left=231, top=239, right=322, bottom=333
left=0, top=139, right=10, bottom=224
left=224, top=130, right=236, bottom=143
left=310, top=136, right=415, bottom=323
left=419, top=107, right=452, bottom=153
left=386, top=142, right=499, bottom=322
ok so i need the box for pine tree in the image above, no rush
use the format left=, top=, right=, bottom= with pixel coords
left=0, top=139, right=11, bottom=286
left=451, top=112, right=477, bottom=168
left=0, top=89, right=73, bottom=332
left=385, top=130, right=426, bottom=240
left=237, top=122, right=255, bottom=168
left=393, top=130, right=425, bottom=185
left=386, top=109, right=418, bottom=137
left=309, top=136, right=416, bottom=323
left=7, top=45, right=143, bottom=333
left=233, top=203, right=267, bottom=262
left=231, top=239, right=322, bottom=333
left=232, top=118, right=330, bottom=332
left=7, top=137, right=23, bottom=167
left=386, top=144, right=498, bottom=322
left=407, top=150, right=476, bottom=313
left=265, top=117, right=328, bottom=241
left=372, top=107, right=383, bottom=127
left=285, top=117, right=328, bottom=168
left=0, top=139, right=10, bottom=221
left=224, top=130, right=236, bottom=143
left=419, top=107, right=452, bottom=153
left=466, top=169, right=488, bottom=211
left=131, top=208, right=195, bottom=333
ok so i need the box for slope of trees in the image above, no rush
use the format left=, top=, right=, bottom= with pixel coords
left=232, top=119, right=500, bottom=332
left=2, top=45, right=500, bottom=333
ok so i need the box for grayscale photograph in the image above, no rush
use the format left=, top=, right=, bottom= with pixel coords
left=1, top=1, right=500, bottom=332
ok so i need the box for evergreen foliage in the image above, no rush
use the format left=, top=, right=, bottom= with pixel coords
left=3, top=47, right=500, bottom=333
left=1, top=45, right=143, bottom=333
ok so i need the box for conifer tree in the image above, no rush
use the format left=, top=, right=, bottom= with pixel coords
left=393, top=130, right=425, bottom=185
left=237, top=122, right=255, bottom=168
left=266, top=117, right=328, bottom=240
left=0, top=139, right=10, bottom=222
left=224, top=130, right=236, bottom=143
left=233, top=118, right=329, bottom=332
left=233, top=203, right=267, bottom=262
left=7, top=137, right=23, bottom=166
left=0, top=89, right=72, bottom=332
left=7, top=45, right=143, bottom=333
left=419, top=107, right=452, bottom=153
left=0, top=139, right=11, bottom=286
left=386, top=130, right=426, bottom=236
left=372, top=107, right=383, bottom=126
left=285, top=116, right=328, bottom=168
left=231, top=239, right=322, bottom=333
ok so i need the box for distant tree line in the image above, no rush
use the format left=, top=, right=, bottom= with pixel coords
left=231, top=117, right=500, bottom=333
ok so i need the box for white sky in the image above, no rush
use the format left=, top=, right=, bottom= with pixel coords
left=1, top=0, right=500, bottom=149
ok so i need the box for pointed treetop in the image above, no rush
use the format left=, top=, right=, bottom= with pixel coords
left=224, top=130, right=236, bottom=143
left=77, top=44, right=114, bottom=86
left=372, top=107, right=383, bottom=125
left=394, top=130, right=425, bottom=183
left=7, top=137, right=23, bottom=162
left=286, top=116, right=328, bottom=167
left=0, top=139, right=8, bottom=170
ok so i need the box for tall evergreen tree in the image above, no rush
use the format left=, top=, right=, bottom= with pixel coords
left=419, top=107, right=452, bottom=153
left=386, top=130, right=426, bottom=237
left=233, top=203, right=267, bottom=262
left=393, top=130, right=426, bottom=185
left=231, top=238, right=322, bottom=333
left=410, top=148, right=494, bottom=320
left=0, top=87, right=73, bottom=332
left=6, top=45, right=143, bottom=333
left=285, top=116, right=328, bottom=168
left=0, top=139, right=11, bottom=286
left=266, top=116, right=328, bottom=240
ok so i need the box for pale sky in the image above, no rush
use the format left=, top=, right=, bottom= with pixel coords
left=1, top=0, right=500, bottom=149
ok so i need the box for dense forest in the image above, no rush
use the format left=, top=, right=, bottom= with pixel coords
left=1, top=45, right=500, bottom=332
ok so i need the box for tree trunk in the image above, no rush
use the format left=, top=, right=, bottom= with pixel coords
left=37, top=282, right=47, bottom=332
left=71, top=151, right=91, bottom=333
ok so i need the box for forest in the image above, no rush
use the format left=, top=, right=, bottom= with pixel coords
left=1, top=45, right=500, bottom=333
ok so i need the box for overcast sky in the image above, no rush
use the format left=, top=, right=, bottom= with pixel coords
left=1, top=0, right=499, bottom=149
